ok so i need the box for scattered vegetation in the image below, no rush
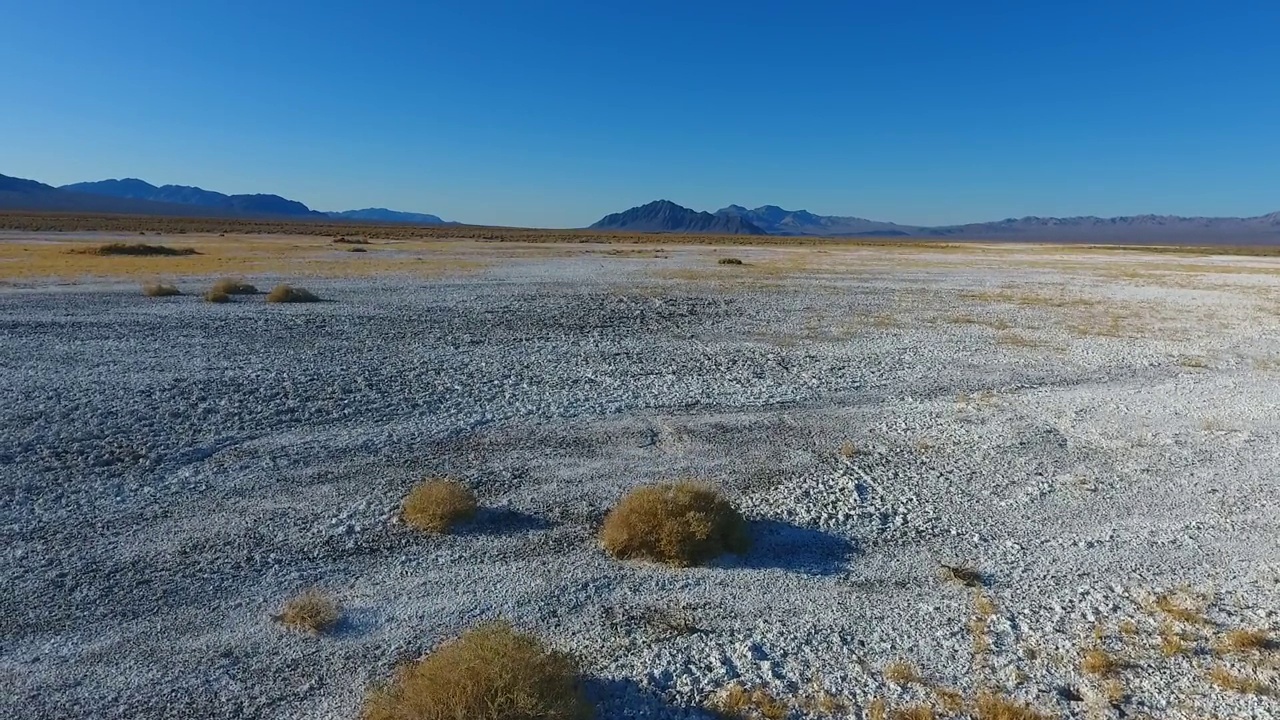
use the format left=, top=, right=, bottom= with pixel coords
left=972, top=690, right=1055, bottom=720
left=79, top=242, right=199, bottom=256
left=891, top=706, right=935, bottom=720
left=361, top=621, right=592, bottom=720
left=1216, top=629, right=1274, bottom=654
left=1154, top=592, right=1211, bottom=626
left=1206, top=666, right=1271, bottom=695
left=599, top=481, right=749, bottom=567
left=204, top=289, right=231, bottom=303
left=838, top=441, right=858, bottom=458
left=1159, top=626, right=1191, bottom=657
left=266, top=284, right=321, bottom=303
left=401, top=479, right=477, bottom=534
left=276, top=589, right=341, bottom=634
left=708, top=684, right=789, bottom=720
left=883, top=659, right=921, bottom=685
left=211, top=277, right=258, bottom=295
left=333, top=236, right=369, bottom=244
left=1080, top=648, right=1120, bottom=675
left=141, top=282, right=181, bottom=297
left=940, top=562, right=985, bottom=588
left=717, top=257, right=745, bottom=265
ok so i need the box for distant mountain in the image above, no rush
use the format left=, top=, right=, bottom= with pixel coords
left=61, top=178, right=325, bottom=218
left=0, top=173, right=250, bottom=216
left=716, top=204, right=916, bottom=236
left=326, top=208, right=446, bottom=224
left=589, top=200, right=767, bottom=234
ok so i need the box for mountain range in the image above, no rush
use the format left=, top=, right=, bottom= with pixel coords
left=0, top=174, right=450, bottom=224
left=590, top=200, right=1280, bottom=243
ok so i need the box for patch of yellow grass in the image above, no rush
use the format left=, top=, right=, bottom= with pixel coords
left=1154, top=592, right=1211, bottom=626
left=884, top=659, right=921, bottom=685
left=709, top=683, right=789, bottom=720
left=972, top=691, right=1055, bottom=720
left=1216, top=629, right=1274, bottom=654
left=1206, top=666, right=1271, bottom=695
left=933, top=688, right=965, bottom=714
left=1080, top=648, right=1119, bottom=676
left=599, top=481, right=749, bottom=567
left=361, top=621, right=592, bottom=720
left=276, top=589, right=341, bottom=634
left=204, top=289, right=231, bottom=303
left=891, top=704, right=935, bottom=720
left=401, top=479, right=477, bottom=533
left=266, top=284, right=320, bottom=303
left=838, top=441, right=858, bottom=458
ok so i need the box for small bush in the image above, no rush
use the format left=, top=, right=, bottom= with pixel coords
left=402, top=479, right=477, bottom=533
left=708, top=684, right=789, bottom=720
left=884, top=660, right=921, bottom=684
left=599, top=481, right=749, bottom=567
left=276, top=589, right=341, bottom=634
left=940, top=562, right=984, bottom=588
left=84, top=243, right=198, bottom=256
left=142, top=282, right=181, bottom=297
left=349, top=247, right=368, bottom=253
left=211, top=278, right=258, bottom=295
left=204, top=289, right=231, bottom=303
left=266, top=284, right=321, bottom=303
left=717, top=257, right=744, bottom=265
left=1080, top=648, right=1118, bottom=675
left=973, top=691, right=1054, bottom=720
left=333, top=236, right=369, bottom=244
left=1217, top=629, right=1274, bottom=653
left=362, top=621, right=592, bottom=720
left=1207, top=666, right=1271, bottom=695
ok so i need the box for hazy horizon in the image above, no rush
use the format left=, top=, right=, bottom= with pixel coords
left=3, top=1, right=1279, bottom=227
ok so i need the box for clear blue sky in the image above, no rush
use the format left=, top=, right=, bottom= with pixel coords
left=2, top=1, right=1278, bottom=227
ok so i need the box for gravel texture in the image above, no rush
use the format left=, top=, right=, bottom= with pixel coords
left=2, top=246, right=1279, bottom=719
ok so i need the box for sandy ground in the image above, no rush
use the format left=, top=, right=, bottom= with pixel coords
left=2, top=237, right=1279, bottom=719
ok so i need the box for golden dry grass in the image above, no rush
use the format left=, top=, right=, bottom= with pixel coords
left=1080, top=648, right=1119, bottom=675
left=1154, top=592, right=1211, bottom=626
left=276, top=589, right=341, bottom=634
left=1159, top=627, right=1191, bottom=657
left=401, top=479, right=477, bottom=534
left=838, top=441, right=858, bottom=458
left=972, top=691, right=1055, bottom=720
left=599, top=481, right=749, bottom=567
left=1216, top=629, right=1274, bottom=654
left=1206, top=666, right=1271, bottom=695
left=884, top=660, right=921, bottom=685
left=361, top=621, right=592, bottom=720
left=708, top=684, right=789, bottom=720
left=266, top=284, right=320, bottom=303
left=204, top=289, right=231, bottom=303
left=141, top=282, right=180, bottom=297
left=933, top=688, right=965, bottom=714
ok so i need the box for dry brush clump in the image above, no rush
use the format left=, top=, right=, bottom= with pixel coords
left=717, top=257, right=745, bottom=265
left=940, top=562, right=985, bottom=588
left=599, top=481, right=749, bottom=567
left=211, top=277, right=258, bottom=295
left=80, top=242, right=199, bottom=256
left=361, top=621, right=592, bottom=720
left=1216, top=629, right=1274, bottom=654
left=276, top=589, right=341, bottom=634
left=708, top=684, right=789, bottom=720
left=401, top=479, right=477, bottom=533
left=266, top=284, right=321, bottom=303
left=141, top=282, right=181, bottom=297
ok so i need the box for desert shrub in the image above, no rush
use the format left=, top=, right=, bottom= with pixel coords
left=211, top=278, right=258, bottom=295
left=884, top=660, right=921, bottom=684
left=599, top=481, right=749, bottom=567
left=204, top=289, right=231, bottom=303
left=84, top=243, right=198, bottom=256
left=1080, top=648, right=1118, bottom=675
left=362, top=621, right=591, bottom=720
left=717, top=257, right=744, bottom=265
left=266, top=284, right=320, bottom=303
left=276, top=589, right=341, bottom=634
left=973, top=691, right=1054, bottom=720
left=333, top=236, right=369, bottom=244
left=1217, top=629, right=1274, bottom=653
left=349, top=247, right=368, bottom=253
left=142, top=282, right=181, bottom=297
left=402, top=479, right=477, bottom=533
left=708, top=683, right=789, bottom=719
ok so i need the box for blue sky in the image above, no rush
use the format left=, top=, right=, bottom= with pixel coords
left=2, top=1, right=1278, bottom=227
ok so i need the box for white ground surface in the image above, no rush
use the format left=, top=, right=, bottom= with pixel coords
left=2, top=244, right=1279, bottom=719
